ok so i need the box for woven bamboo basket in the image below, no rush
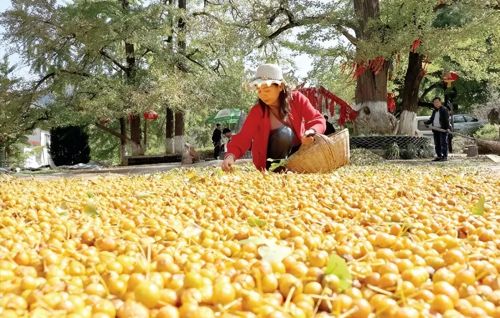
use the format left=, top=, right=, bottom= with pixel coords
left=286, top=129, right=350, bottom=173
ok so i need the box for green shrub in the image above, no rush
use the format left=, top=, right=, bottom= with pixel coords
left=384, top=142, right=400, bottom=160
left=474, top=124, right=499, bottom=140
left=418, top=143, right=435, bottom=158
left=400, top=143, right=419, bottom=159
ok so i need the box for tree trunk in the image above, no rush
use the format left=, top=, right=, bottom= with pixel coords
left=353, top=64, right=395, bottom=135
left=129, top=114, right=143, bottom=155
left=477, top=139, right=500, bottom=155
left=165, top=107, right=174, bottom=154
left=0, top=142, right=6, bottom=168
left=143, top=120, right=148, bottom=152
left=173, top=0, right=187, bottom=153
left=398, top=52, right=426, bottom=135
left=119, top=117, right=127, bottom=165
left=122, top=0, right=142, bottom=155
left=352, top=0, right=395, bottom=135
left=174, top=111, right=184, bottom=154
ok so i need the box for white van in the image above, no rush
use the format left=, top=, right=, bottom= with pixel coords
left=416, top=116, right=433, bottom=138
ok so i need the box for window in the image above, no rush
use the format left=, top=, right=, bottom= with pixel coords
left=464, top=116, right=478, bottom=122
left=453, top=115, right=466, bottom=123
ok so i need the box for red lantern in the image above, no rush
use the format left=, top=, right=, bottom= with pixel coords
left=443, top=71, right=459, bottom=88
left=143, top=111, right=158, bottom=120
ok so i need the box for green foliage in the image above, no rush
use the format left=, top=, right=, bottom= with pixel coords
left=384, top=142, right=400, bottom=160
left=474, top=124, right=499, bottom=141
left=400, top=143, right=419, bottom=159
left=86, top=125, right=120, bottom=165
left=417, top=143, right=435, bottom=158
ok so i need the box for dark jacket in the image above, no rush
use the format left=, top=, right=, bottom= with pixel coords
left=425, top=107, right=450, bottom=130
left=212, top=128, right=222, bottom=145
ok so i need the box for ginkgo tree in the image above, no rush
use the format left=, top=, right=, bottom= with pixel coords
left=209, top=0, right=499, bottom=135
left=1, top=0, right=255, bottom=163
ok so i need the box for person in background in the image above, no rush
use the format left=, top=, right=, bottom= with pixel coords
left=221, top=63, right=325, bottom=171
left=211, top=123, right=222, bottom=159
left=324, top=115, right=336, bottom=135
left=425, top=97, right=451, bottom=161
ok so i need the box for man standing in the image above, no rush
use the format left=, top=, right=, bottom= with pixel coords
left=212, top=123, right=222, bottom=159
left=425, top=97, right=451, bottom=161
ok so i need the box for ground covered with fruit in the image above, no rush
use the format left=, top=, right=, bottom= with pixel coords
left=0, top=165, right=498, bottom=318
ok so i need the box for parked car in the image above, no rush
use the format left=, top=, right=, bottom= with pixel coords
left=452, top=114, right=487, bottom=134
left=416, top=114, right=486, bottom=137
left=416, top=116, right=433, bottom=138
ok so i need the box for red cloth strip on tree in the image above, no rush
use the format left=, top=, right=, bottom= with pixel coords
left=296, top=86, right=358, bottom=127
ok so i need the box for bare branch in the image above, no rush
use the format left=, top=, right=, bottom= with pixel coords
left=95, top=122, right=133, bottom=142
left=34, top=72, right=56, bottom=91
left=257, top=14, right=331, bottom=48
left=99, top=48, right=128, bottom=73
left=334, top=25, right=358, bottom=45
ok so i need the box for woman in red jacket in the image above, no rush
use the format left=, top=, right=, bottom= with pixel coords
left=222, top=64, right=326, bottom=171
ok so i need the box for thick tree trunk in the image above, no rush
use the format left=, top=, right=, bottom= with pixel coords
left=173, top=0, right=187, bottom=153
left=398, top=52, right=426, bottom=135
left=353, top=64, right=396, bottom=135
left=165, top=107, right=174, bottom=154
left=477, top=139, right=500, bottom=155
left=174, top=111, right=185, bottom=154
left=352, top=0, right=395, bottom=135
left=143, top=120, right=148, bottom=152
left=129, top=114, right=143, bottom=155
left=0, top=142, right=6, bottom=168
left=119, top=118, right=127, bottom=165
left=122, top=0, right=142, bottom=156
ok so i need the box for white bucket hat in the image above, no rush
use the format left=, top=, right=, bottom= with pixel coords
left=248, top=64, right=285, bottom=89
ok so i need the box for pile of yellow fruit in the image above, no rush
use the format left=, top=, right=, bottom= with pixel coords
left=0, top=165, right=498, bottom=318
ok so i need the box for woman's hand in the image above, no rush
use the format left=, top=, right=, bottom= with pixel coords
left=301, top=129, right=316, bottom=145
left=221, top=154, right=235, bottom=172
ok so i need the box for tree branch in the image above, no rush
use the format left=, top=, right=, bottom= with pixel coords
left=334, top=25, right=358, bottom=45
left=257, top=15, right=329, bottom=48
left=191, top=11, right=249, bottom=28
left=140, top=48, right=152, bottom=59
left=33, top=69, right=91, bottom=91
left=99, top=48, right=128, bottom=73
left=94, top=122, right=133, bottom=142
left=33, top=73, right=56, bottom=91
left=419, top=81, right=443, bottom=101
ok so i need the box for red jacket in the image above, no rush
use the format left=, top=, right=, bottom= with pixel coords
left=227, top=91, right=326, bottom=170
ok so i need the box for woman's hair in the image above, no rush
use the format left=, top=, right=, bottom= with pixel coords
left=259, top=84, right=292, bottom=120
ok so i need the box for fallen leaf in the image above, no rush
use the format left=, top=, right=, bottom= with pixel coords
left=471, top=195, right=485, bottom=216
left=325, top=254, right=352, bottom=291
left=248, top=216, right=267, bottom=227
left=258, top=244, right=292, bottom=263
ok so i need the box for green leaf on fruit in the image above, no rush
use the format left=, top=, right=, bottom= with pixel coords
left=248, top=216, right=267, bottom=227
left=325, top=254, right=352, bottom=291
left=471, top=195, right=485, bottom=215
left=84, top=200, right=98, bottom=216
left=268, top=159, right=288, bottom=172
